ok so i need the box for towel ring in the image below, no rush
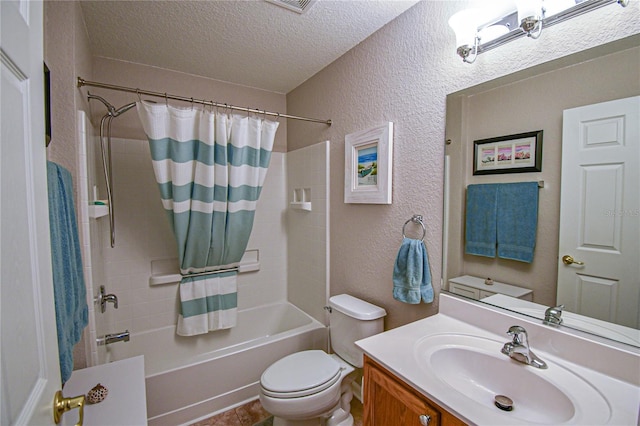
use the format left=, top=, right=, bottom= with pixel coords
left=402, top=215, right=426, bottom=241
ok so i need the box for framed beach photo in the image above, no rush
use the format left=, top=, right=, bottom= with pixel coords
left=473, top=130, right=543, bottom=175
left=344, top=122, right=393, bottom=204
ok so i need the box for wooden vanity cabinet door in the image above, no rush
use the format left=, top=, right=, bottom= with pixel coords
left=363, top=355, right=466, bottom=426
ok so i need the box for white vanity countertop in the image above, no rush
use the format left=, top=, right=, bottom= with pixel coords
left=356, top=294, right=640, bottom=425
left=62, top=355, right=147, bottom=426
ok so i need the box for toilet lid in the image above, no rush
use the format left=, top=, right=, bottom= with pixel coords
left=261, top=350, right=341, bottom=397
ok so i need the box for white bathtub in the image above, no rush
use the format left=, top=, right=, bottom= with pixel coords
left=105, top=302, right=327, bottom=425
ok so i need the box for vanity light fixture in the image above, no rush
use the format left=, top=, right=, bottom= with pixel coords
left=449, top=0, right=629, bottom=63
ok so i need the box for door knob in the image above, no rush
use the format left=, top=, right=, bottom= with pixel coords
left=562, top=255, right=584, bottom=266
left=53, top=390, right=85, bottom=426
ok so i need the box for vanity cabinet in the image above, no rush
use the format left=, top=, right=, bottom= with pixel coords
left=363, top=355, right=466, bottom=426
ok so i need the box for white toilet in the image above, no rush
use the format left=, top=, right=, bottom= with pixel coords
left=259, top=294, right=386, bottom=426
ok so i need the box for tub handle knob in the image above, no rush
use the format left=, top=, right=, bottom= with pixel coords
left=95, top=285, right=118, bottom=313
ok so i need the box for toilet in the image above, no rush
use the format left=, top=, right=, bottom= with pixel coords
left=259, top=294, right=386, bottom=426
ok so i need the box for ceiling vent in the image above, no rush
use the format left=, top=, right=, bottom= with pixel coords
left=265, top=0, right=317, bottom=14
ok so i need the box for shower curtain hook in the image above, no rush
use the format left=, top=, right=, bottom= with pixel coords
left=136, top=89, right=142, bottom=103
left=164, top=93, right=168, bottom=107
left=276, top=112, right=281, bottom=122
left=190, top=98, right=194, bottom=110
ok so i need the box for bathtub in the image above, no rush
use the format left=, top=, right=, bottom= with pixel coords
left=105, top=301, right=327, bottom=425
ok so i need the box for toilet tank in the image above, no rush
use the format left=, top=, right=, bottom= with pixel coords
left=328, top=294, right=386, bottom=368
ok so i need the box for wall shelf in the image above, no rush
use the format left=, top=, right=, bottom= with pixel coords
left=88, top=204, right=108, bottom=219
left=290, top=201, right=312, bottom=211
left=149, top=249, right=261, bottom=286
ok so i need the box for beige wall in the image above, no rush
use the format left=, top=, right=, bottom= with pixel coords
left=44, top=0, right=93, bottom=194
left=286, top=0, right=639, bottom=330
left=44, top=0, right=95, bottom=370
left=88, top=57, right=288, bottom=152
left=446, top=44, right=640, bottom=307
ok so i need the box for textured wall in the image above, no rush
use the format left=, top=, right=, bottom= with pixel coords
left=44, top=1, right=93, bottom=195
left=44, top=0, right=95, bottom=370
left=88, top=57, right=288, bottom=153
left=286, top=0, right=640, bottom=330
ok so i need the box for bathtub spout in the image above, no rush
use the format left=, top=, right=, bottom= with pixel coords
left=97, top=330, right=130, bottom=346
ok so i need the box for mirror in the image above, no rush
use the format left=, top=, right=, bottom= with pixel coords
left=443, top=35, right=640, bottom=348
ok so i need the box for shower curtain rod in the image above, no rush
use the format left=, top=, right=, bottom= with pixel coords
left=77, top=77, right=332, bottom=125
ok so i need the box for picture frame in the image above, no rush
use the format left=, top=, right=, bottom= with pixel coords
left=44, top=62, right=52, bottom=147
left=473, top=130, right=543, bottom=175
left=344, top=122, right=393, bottom=204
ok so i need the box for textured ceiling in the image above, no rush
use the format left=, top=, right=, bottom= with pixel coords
left=80, top=0, right=421, bottom=94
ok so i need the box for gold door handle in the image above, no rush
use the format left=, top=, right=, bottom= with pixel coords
left=53, top=390, right=85, bottom=426
left=562, top=255, right=585, bottom=266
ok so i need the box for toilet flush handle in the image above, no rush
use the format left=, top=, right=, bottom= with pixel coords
left=419, top=414, right=431, bottom=425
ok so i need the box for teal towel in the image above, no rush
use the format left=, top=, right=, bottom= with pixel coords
left=497, top=182, right=539, bottom=263
left=465, top=184, right=498, bottom=258
left=47, top=162, right=88, bottom=383
left=393, top=238, right=433, bottom=304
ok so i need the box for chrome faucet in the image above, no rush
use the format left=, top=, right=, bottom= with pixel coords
left=97, top=330, right=130, bottom=346
left=544, top=304, right=564, bottom=326
left=501, top=325, right=547, bottom=369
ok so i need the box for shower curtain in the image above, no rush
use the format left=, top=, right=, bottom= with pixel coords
left=137, top=101, right=279, bottom=336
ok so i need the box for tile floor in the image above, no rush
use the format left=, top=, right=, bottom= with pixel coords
left=190, top=397, right=363, bottom=426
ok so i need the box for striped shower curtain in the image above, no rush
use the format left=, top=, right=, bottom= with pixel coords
left=137, top=101, right=278, bottom=336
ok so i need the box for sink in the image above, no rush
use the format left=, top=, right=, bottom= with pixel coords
left=414, top=334, right=611, bottom=425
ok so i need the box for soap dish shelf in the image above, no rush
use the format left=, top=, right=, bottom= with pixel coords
left=89, top=204, right=108, bottom=219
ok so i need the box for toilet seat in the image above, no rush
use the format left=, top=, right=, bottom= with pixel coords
left=260, top=350, right=342, bottom=398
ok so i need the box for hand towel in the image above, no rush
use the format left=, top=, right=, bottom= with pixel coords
left=393, top=237, right=434, bottom=304
left=47, top=162, right=88, bottom=383
left=465, top=184, right=498, bottom=258
left=497, top=182, right=539, bottom=263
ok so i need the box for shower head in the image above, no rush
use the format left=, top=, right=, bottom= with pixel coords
left=113, top=102, right=136, bottom=117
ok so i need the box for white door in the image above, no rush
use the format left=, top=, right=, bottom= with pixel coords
left=1, top=1, right=64, bottom=424
left=557, top=96, right=640, bottom=329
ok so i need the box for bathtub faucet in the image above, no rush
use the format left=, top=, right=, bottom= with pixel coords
left=97, top=330, right=130, bottom=346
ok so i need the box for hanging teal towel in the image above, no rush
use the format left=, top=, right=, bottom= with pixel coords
left=393, top=238, right=433, bottom=304
left=465, top=184, right=498, bottom=258
left=47, top=162, right=88, bottom=383
left=497, top=182, right=539, bottom=263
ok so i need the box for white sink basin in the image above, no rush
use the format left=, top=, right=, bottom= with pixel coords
left=414, top=334, right=611, bottom=425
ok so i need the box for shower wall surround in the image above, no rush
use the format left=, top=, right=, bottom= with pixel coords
left=287, top=142, right=330, bottom=324
left=77, top=133, right=332, bottom=365
left=76, top=111, right=103, bottom=366
left=89, top=138, right=286, bottom=357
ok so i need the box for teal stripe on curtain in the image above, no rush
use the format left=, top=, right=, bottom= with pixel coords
left=156, top=182, right=263, bottom=204
left=171, top=210, right=255, bottom=269
left=181, top=292, right=238, bottom=319
left=149, top=137, right=273, bottom=168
